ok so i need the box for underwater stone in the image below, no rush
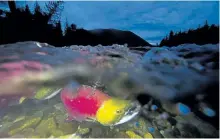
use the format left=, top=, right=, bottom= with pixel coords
left=174, top=115, right=188, bottom=124
left=177, top=103, right=191, bottom=115
left=20, top=128, right=35, bottom=137
left=58, top=122, right=78, bottom=134
left=89, top=126, right=105, bottom=138
left=151, top=129, right=163, bottom=138
left=196, top=122, right=219, bottom=138
left=148, top=127, right=155, bottom=133
left=54, top=103, right=66, bottom=112
left=8, top=111, right=43, bottom=135
left=144, top=132, right=153, bottom=138
left=125, top=130, right=142, bottom=138
left=167, top=117, right=177, bottom=126
left=151, top=105, right=158, bottom=111
left=35, top=116, right=57, bottom=137
left=113, top=131, right=130, bottom=138
left=50, top=129, right=65, bottom=137
left=76, top=126, right=91, bottom=135
left=202, top=107, right=216, bottom=117
left=133, top=118, right=148, bottom=134
left=0, top=121, right=13, bottom=134
left=161, top=126, right=180, bottom=138
left=142, top=111, right=160, bottom=121
left=153, top=119, right=172, bottom=130
left=55, top=113, right=67, bottom=124
left=176, top=123, right=200, bottom=138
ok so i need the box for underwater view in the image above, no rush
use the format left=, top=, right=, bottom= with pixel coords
left=0, top=41, right=219, bottom=138
left=0, top=1, right=219, bottom=138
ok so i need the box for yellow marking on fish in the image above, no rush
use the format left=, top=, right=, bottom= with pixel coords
left=96, top=98, right=131, bottom=125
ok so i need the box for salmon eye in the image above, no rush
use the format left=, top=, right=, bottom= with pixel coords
left=116, top=110, right=122, bottom=114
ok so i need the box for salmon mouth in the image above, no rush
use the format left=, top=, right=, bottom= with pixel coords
left=114, top=101, right=141, bottom=126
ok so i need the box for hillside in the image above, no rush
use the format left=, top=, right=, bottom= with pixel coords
left=89, top=29, right=151, bottom=47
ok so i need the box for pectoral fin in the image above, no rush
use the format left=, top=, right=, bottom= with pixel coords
left=85, top=117, right=96, bottom=122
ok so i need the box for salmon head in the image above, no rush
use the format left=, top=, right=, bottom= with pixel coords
left=60, top=85, right=141, bottom=126
left=95, top=97, right=141, bottom=126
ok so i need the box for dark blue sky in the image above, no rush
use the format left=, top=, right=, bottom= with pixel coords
left=1, top=1, right=219, bottom=44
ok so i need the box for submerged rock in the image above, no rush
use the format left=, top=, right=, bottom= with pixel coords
left=125, top=130, right=142, bottom=138
left=8, top=111, right=43, bottom=136
left=176, top=123, right=200, bottom=138
left=35, top=116, right=57, bottom=137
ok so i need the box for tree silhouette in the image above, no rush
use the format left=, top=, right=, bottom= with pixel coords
left=160, top=21, right=219, bottom=47
left=169, top=30, right=174, bottom=39
left=8, top=1, right=16, bottom=13
left=0, top=1, right=65, bottom=46
left=44, top=1, right=64, bottom=24
left=0, top=2, right=217, bottom=47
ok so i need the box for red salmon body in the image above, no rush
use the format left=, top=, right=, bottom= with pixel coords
left=61, top=85, right=110, bottom=120
left=0, top=60, right=51, bottom=83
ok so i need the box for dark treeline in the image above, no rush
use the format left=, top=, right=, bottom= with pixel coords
left=0, top=1, right=219, bottom=47
left=160, top=21, right=219, bottom=47
left=0, top=1, right=69, bottom=46
left=0, top=1, right=150, bottom=47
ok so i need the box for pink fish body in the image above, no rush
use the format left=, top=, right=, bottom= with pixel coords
left=60, top=85, right=111, bottom=121
left=0, top=60, right=51, bottom=83
left=0, top=61, right=51, bottom=107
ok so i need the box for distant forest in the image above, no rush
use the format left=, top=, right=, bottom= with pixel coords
left=159, top=21, right=219, bottom=47
left=0, top=1, right=74, bottom=46
left=0, top=1, right=219, bottom=47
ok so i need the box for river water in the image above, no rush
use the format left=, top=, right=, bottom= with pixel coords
left=0, top=41, right=219, bottom=138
